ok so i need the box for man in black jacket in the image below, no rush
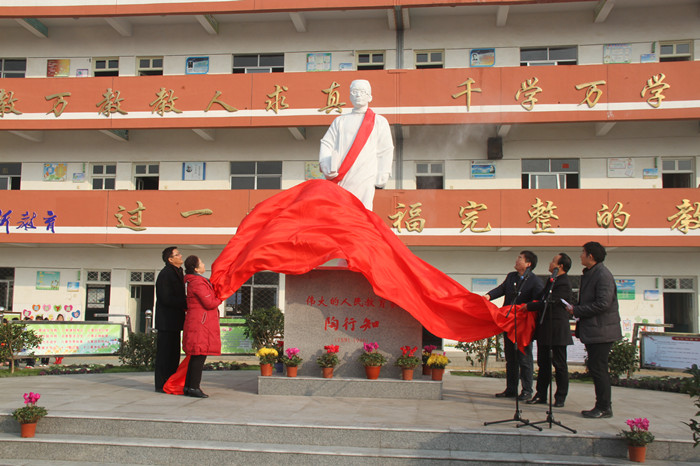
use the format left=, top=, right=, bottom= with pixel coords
left=526, top=253, right=574, bottom=408
left=565, top=241, right=622, bottom=418
left=485, top=250, right=544, bottom=401
left=154, top=246, right=187, bottom=392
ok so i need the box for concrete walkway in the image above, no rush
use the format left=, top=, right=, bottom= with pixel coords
left=0, top=366, right=696, bottom=444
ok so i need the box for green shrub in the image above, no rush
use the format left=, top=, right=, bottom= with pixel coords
left=682, top=364, right=700, bottom=447
left=608, top=338, right=638, bottom=382
left=0, top=322, right=43, bottom=374
left=117, top=332, right=156, bottom=369
left=243, top=307, right=284, bottom=350
left=455, top=336, right=501, bottom=375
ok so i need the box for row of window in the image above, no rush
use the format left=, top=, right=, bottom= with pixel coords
left=0, top=159, right=694, bottom=191
left=0, top=40, right=693, bottom=78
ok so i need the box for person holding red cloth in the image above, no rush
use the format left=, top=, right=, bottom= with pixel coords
left=165, top=255, right=222, bottom=398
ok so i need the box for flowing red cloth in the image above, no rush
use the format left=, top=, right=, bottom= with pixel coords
left=163, top=355, right=190, bottom=395
left=210, top=179, right=535, bottom=348
left=332, top=108, right=375, bottom=183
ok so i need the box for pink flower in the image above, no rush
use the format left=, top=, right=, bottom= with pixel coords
left=363, top=342, right=379, bottom=353
left=285, top=348, right=299, bottom=358
left=23, top=392, right=40, bottom=406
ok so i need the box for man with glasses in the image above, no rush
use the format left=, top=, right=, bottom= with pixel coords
left=154, top=246, right=187, bottom=392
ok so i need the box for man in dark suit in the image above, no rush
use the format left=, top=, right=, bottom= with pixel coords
left=485, top=250, right=544, bottom=401
left=154, top=246, right=187, bottom=392
left=526, top=253, right=574, bottom=408
left=564, top=241, right=622, bottom=418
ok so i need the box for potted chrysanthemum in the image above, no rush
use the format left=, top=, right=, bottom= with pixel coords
left=255, top=347, right=278, bottom=376
left=12, top=392, right=48, bottom=438
left=358, top=342, right=387, bottom=379
left=619, top=417, right=655, bottom=463
left=281, top=347, right=303, bottom=377
left=422, top=345, right=437, bottom=375
left=316, top=345, right=340, bottom=378
left=395, top=345, right=421, bottom=380
left=426, top=352, right=450, bottom=381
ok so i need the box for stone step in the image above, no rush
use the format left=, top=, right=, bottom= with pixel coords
left=0, top=433, right=693, bottom=466
left=1, top=415, right=697, bottom=463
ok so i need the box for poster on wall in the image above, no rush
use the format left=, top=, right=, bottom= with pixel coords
left=616, top=279, right=636, bottom=300
left=43, top=163, right=67, bottom=181
left=471, top=161, right=496, bottom=179
left=471, top=278, right=498, bottom=293
left=470, top=49, right=495, bottom=67
left=603, top=44, right=632, bottom=64
left=182, top=162, right=206, bottom=181
left=15, top=322, right=123, bottom=356
left=67, top=282, right=80, bottom=292
left=47, top=59, right=70, bottom=77
left=607, top=158, right=634, bottom=178
left=305, top=161, right=324, bottom=180
left=641, top=332, right=700, bottom=370
left=306, top=53, right=331, bottom=72
left=185, top=56, right=209, bottom=74
left=36, top=271, right=60, bottom=290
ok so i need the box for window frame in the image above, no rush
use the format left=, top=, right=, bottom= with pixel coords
left=232, top=53, right=284, bottom=74
left=137, top=56, right=164, bottom=76
left=91, top=163, right=117, bottom=190
left=520, top=46, right=578, bottom=66
left=0, top=163, right=21, bottom=190
left=0, top=58, right=26, bottom=78
left=521, top=158, right=579, bottom=189
left=415, top=50, right=444, bottom=69
left=659, top=40, right=693, bottom=62
left=133, top=163, right=160, bottom=191
left=93, top=57, right=119, bottom=77
left=415, top=161, right=444, bottom=190
left=356, top=51, right=385, bottom=70
left=230, top=161, right=282, bottom=190
left=224, top=272, right=279, bottom=316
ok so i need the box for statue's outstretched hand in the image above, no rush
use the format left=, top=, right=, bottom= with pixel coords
left=375, top=172, right=390, bottom=188
left=325, top=171, right=338, bottom=180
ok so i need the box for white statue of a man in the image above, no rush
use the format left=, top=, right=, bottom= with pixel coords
left=319, top=79, right=394, bottom=210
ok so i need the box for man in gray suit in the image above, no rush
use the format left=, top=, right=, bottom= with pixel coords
left=564, top=241, right=622, bottom=419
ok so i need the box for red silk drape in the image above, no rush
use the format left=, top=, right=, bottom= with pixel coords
left=210, top=180, right=535, bottom=348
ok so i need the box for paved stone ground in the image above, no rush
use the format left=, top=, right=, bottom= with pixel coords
left=0, top=359, right=696, bottom=444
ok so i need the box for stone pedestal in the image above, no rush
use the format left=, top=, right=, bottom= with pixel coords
left=285, top=270, right=422, bottom=379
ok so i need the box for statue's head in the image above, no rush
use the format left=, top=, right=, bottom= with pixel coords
left=350, top=80, right=372, bottom=109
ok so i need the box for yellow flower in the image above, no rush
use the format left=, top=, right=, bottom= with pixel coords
left=426, top=353, right=450, bottom=369
left=255, top=348, right=278, bottom=358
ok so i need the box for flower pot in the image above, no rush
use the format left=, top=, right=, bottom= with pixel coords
left=274, top=362, right=284, bottom=373
left=260, top=363, right=273, bottom=376
left=431, top=368, right=445, bottom=381
left=422, top=364, right=432, bottom=376
left=322, top=367, right=334, bottom=378
left=628, top=445, right=647, bottom=463
left=20, top=422, right=37, bottom=438
left=286, top=366, right=298, bottom=378
left=401, top=367, right=414, bottom=381
left=365, top=365, right=381, bottom=380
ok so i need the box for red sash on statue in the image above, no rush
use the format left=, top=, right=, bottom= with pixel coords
left=332, top=108, right=375, bottom=183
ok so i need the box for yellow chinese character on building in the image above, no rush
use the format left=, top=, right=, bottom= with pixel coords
left=96, top=88, right=128, bottom=116
left=45, top=92, right=71, bottom=117
left=389, top=202, right=425, bottom=233
left=451, top=78, right=482, bottom=112
left=318, top=82, right=346, bottom=114
left=0, top=89, right=22, bottom=117
left=527, top=197, right=559, bottom=234
left=515, top=77, right=542, bottom=111
left=575, top=80, right=606, bottom=108
left=265, top=84, right=289, bottom=114
left=115, top=201, right=147, bottom=231
left=667, top=198, right=700, bottom=234
left=596, top=202, right=630, bottom=231
left=149, top=88, right=183, bottom=116
left=458, top=201, right=492, bottom=233
left=204, top=90, right=238, bottom=112
left=641, top=73, right=670, bottom=108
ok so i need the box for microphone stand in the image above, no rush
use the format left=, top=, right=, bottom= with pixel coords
left=485, top=270, right=541, bottom=431
left=530, top=274, right=576, bottom=433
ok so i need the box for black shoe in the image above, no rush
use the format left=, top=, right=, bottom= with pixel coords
left=554, top=401, right=565, bottom=408
left=517, top=393, right=532, bottom=401
left=155, top=388, right=165, bottom=393
left=495, top=390, right=516, bottom=398
left=526, top=396, right=546, bottom=405
left=582, top=408, right=612, bottom=418
left=186, top=388, right=209, bottom=398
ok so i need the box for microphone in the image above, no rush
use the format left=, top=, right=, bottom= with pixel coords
left=549, top=267, right=560, bottom=282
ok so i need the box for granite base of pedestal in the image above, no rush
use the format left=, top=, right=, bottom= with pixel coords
left=257, top=375, right=442, bottom=400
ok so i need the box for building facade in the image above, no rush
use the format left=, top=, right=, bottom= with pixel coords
left=0, top=0, right=698, bottom=340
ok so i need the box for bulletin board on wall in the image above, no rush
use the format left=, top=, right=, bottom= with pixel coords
left=640, top=332, right=700, bottom=370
